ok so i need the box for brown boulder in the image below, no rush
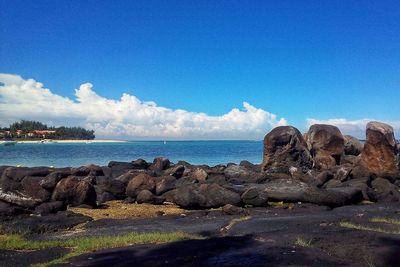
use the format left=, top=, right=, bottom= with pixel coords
left=52, top=176, right=97, bottom=207
left=354, top=122, right=399, bottom=179
left=126, top=173, right=156, bottom=198
left=306, top=124, right=344, bottom=170
left=262, top=126, right=313, bottom=174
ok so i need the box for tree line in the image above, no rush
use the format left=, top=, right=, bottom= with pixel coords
left=0, top=120, right=95, bottom=140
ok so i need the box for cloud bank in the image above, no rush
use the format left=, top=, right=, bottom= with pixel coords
left=0, top=73, right=287, bottom=140
left=306, top=118, right=400, bottom=139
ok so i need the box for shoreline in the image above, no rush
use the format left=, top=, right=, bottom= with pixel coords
left=16, top=139, right=128, bottom=144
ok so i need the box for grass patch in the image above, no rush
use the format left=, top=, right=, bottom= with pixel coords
left=294, top=236, right=313, bottom=247
left=370, top=217, right=400, bottom=225
left=68, top=201, right=186, bottom=220
left=339, top=221, right=400, bottom=235
left=0, top=231, right=200, bottom=267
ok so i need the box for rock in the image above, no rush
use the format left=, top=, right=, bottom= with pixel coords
left=126, top=173, right=156, bottom=198
left=151, top=157, right=171, bottom=172
left=40, top=171, right=70, bottom=190
left=323, top=179, right=343, bottom=188
left=206, top=174, right=227, bottom=185
left=264, top=179, right=362, bottom=207
left=72, top=164, right=104, bottom=176
left=333, top=166, right=351, bottom=182
left=0, top=200, right=31, bottom=216
left=173, top=183, right=241, bottom=209
left=96, top=177, right=126, bottom=199
left=369, top=178, right=400, bottom=202
left=155, top=176, right=177, bottom=195
left=337, top=177, right=371, bottom=200
left=222, top=204, right=247, bottom=215
left=313, top=171, right=334, bottom=187
left=344, top=135, right=363, bottom=156
left=224, top=164, right=262, bottom=184
left=97, top=191, right=116, bottom=204
left=239, top=161, right=261, bottom=172
left=1, top=166, right=53, bottom=182
left=52, top=176, right=97, bottom=207
left=341, top=155, right=357, bottom=165
left=34, top=201, right=65, bottom=215
left=191, top=168, right=208, bottom=182
left=132, top=159, right=149, bottom=169
left=136, top=190, right=164, bottom=204
left=0, top=188, right=40, bottom=208
left=306, top=124, right=344, bottom=170
left=108, top=161, right=136, bottom=177
left=354, top=121, right=399, bottom=179
left=262, top=126, right=313, bottom=173
left=241, top=187, right=268, bottom=206
left=164, top=165, right=185, bottom=178
left=21, top=176, right=51, bottom=202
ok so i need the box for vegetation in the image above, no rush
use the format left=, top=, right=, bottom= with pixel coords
left=0, top=231, right=200, bottom=267
left=69, top=201, right=186, bottom=220
left=294, top=236, right=313, bottom=247
left=339, top=221, right=400, bottom=235
left=0, top=120, right=95, bottom=140
left=370, top=217, right=400, bottom=225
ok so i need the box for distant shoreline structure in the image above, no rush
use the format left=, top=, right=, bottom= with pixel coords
left=16, top=139, right=127, bottom=144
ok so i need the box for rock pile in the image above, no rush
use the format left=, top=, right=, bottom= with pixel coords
left=0, top=122, right=399, bottom=216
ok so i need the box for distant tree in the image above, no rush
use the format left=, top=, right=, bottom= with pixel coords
left=10, top=120, right=48, bottom=132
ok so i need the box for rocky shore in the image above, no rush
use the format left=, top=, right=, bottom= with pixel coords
left=1, top=121, right=399, bottom=267
left=0, top=121, right=399, bottom=216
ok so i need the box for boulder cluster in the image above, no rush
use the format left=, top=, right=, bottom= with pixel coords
left=1, top=121, right=399, bottom=216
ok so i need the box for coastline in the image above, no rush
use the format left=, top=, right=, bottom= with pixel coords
left=16, top=139, right=128, bottom=144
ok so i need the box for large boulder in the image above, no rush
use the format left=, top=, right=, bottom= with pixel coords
left=96, top=176, right=126, bottom=199
left=21, top=176, right=51, bottom=203
left=125, top=173, right=156, bottom=198
left=353, top=122, right=399, bottom=179
left=241, top=187, right=268, bottom=206
left=343, top=135, right=363, bottom=156
left=155, top=176, right=177, bottom=195
left=173, top=183, right=241, bottom=209
left=306, top=124, right=345, bottom=170
left=52, top=176, right=97, bottom=207
left=262, top=126, right=313, bottom=173
left=264, top=179, right=362, bottom=207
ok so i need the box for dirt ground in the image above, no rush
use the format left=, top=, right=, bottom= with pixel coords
left=1, top=202, right=399, bottom=267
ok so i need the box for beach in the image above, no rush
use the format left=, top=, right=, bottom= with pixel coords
left=16, top=139, right=127, bottom=144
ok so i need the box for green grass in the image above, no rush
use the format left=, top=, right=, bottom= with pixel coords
left=370, top=217, right=400, bottom=225
left=339, top=221, right=400, bottom=235
left=294, top=236, right=313, bottom=247
left=0, top=231, right=200, bottom=267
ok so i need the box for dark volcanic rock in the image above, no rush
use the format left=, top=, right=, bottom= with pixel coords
left=369, top=178, right=400, bottom=202
left=136, top=190, right=165, bottom=204
left=262, top=126, right=313, bottom=173
left=344, top=135, right=363, bottom=156
left=96, top=176, right=126, bottom=199
left=151, top=157, right=171, bottom=172
left=52, top=176, right=97, bottom=207
left=164, top=165, right=185, bottom=178
left=241, top=187, right=268, bottom=206
left=155, top=176, right=177, bottom=195
left=264, top=179, right=363, bottom=207
left=34, top=201, right=65, bottom=215
left=190, top=168, right=208, bottom=182
left=174, top=183, right=241, bottom=209
left=21, top=176, right=51, bottom=202
left=239, top=160, right=261, bottom=172
left=306, top=124, right=345, bottom=170
left=224, top=164, right=263, bottom=184
left=132, top=159, right=149, bottom=169
left=222, top=204, right=247, bottom=215
left=40, top=171, right=70, bottom=190
left=126, top=173, right=156, bottom=198
left=353, top=121, right=399, bottom=179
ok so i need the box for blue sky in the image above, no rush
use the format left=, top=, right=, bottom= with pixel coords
left=0, top=0, right=399, bottom=139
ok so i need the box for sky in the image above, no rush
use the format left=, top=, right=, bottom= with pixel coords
left=0, top=0, right=399, bottom=139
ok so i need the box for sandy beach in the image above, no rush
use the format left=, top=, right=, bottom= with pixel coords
left=16, top=139, right=127, bottom=144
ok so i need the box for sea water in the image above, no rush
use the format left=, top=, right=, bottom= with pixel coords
left=0, top=141, right=263, bottom=167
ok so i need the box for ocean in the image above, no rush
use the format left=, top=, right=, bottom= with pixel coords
left=0, top=141, right=263, bottom=167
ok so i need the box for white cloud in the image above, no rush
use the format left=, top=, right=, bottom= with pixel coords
left=306, top=118, right=400, bottom=139
left=0, top=73, right=287, bottom=140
